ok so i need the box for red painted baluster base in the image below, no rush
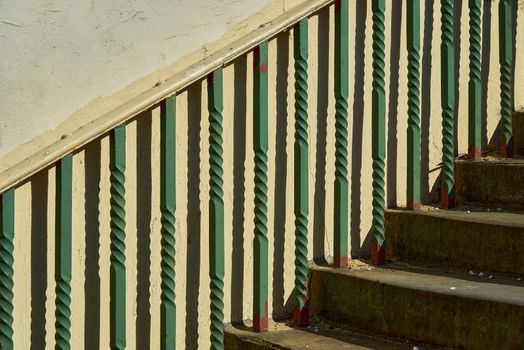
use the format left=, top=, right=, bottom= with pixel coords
left=440, top=186, right=455, bottom=209
left=500, top=137, right=513, bottom=158
left=468, top=145, right=482, bottom=160
left=294, top=295, right=309, bottom=327
left=253, top=301, right=268, bottom=333
left=371, top=238, right=385, bottom=266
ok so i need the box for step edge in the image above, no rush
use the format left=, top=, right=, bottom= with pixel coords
left=310, top=264, right=524, bottom=307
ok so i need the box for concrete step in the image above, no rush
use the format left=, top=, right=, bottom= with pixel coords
left=513, top=111, right=524, bottom=156
left=310, top=263, right=524, bottom=350
left=225, top=321, right=439, bottom=350
left=386, top=207, right=524, bottom=274
left=455, top=158, right=524, bottom=209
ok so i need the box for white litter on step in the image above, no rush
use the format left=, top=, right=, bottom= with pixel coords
left=449, top=287, right=456, bottom=290
left=478, top=272, right=484, bottom=277
left=488, top=275, right=494, bottom=279
left=413, top=347, right=420, bottom=350
left=469, top=270, right=475, bottom=275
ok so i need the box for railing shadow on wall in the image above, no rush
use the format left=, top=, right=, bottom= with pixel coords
left=0, top=0, right=521, bottom=349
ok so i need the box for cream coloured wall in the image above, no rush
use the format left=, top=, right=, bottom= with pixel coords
left=4, top=1, right=524, bottom=349
left=0, top=0, right=309, bottom=159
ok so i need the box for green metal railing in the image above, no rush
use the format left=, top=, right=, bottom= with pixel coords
left=0, top=0, right=519, bottom=348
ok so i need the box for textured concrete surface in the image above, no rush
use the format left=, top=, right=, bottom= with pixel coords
left=513, top=112, right=524, bottom=156
left=386, top=207, right=524, bottom=274
left=455, top=159, right=524, bottom=209
left=225, top=322, right=427, bottom=350
left=310, top=264, right=524, bottom=350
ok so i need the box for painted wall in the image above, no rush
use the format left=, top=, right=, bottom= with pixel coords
left=0, top=0, right=308, bottom=158
left=3, top=0, right=524, bottom=349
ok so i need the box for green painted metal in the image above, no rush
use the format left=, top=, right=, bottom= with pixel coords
left=406, top=0, right=421, bottom=209
left=253, top=42, right=269, bottom=332
left=440, top=0, right=456, bottom=208
left=208, top=69, right=225, bottom=349
left=0, top=189, right=14, bottom=350
left=55, top=154, right=73, bottom=350
left=371, top=0, right=386, bottom=265
left=468, top=0, right=482, bottom=160
left=333, top=0, right=349, bottom=268
left=499, top=0, right=513, bottom=157
left=110, top=125, right=126, bottom=350
left=293, top=19, right=309, bottom=326
left=160, top=96, right=176, bottom=350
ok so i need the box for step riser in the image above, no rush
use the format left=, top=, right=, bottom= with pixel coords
left=385, top=210, right=524, bottom=274
left=455, top=160, right=524, bottom=209
left=513, top=112, right=524, bottom=156
left=310, top=268, right=524, bottom=350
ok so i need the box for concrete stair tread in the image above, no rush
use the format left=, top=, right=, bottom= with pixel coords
left=388, top=206, right=524, bottom=227
left=225, top=321, right=435, bottom=349
left=310, top=262, right=524, bottom=349
left=455, top=158, right=524, bottom=209
left=313, top=264, right=524, bottom=306
left=386, top=206, right=524, bottom=274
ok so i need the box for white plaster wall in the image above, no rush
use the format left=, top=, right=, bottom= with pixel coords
left=0, top=0, right=285, bottom=158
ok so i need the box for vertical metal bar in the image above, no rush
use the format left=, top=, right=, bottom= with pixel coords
left=440, top=0, right=456, bottom=209
left=253, top=42, right=269, bottom=333
left=0, top=189, right=15, bottom=350
left=333, top=0, right=349, bottom=268
left=371, top=0, right=387, bottom=265
left=499, top=0, right=513, bottom=157
left=110, top=125, right=126, bottom=350
left=208, top=69, right=225, bottom=349
left=407, top=0, right=421, bottom=209
left=55, top=154, right=73, bottom=350
left=468, top=0, right=482, bottom=159
left=160, top=96, right=176, bottom=350
left=293, top=18, right=309, bottom=327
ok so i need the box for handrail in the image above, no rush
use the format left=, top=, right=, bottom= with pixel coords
left=0, top=0, right=334, bottom=194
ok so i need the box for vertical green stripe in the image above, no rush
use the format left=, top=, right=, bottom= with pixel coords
left=333, top=0, right=349, bottom=268
left=293, top=19, right=309, bottom=326
left=110, top=125, right=126, bottom=350
left=407, top=0, right=421, bottom=209
left=499, top=0, right=513, bottom=157
left=0, top=189, right=15, bottom=350
left=208, top=69, right=225, bottom=349
left=371, top=0, right=386, bottom=265
left=440, top=0, right=456, bottom=208
left=253, top=42, right=269, bottom=332
left=160, top=96, right=176, bottom=350
left=468, top=0, right=482, bottom=159
left=55, top=154, right=73, bottom=350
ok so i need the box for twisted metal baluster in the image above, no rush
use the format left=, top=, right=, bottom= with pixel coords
left=499, top=0, right=513, bottom=157
left=110, top=125, right=126, bottom=350
left=407, top=0, right=421, bottom=209
left=160, top=97, right=176, bottom=350
left=208, top=69, right=225, bottom=349
left=253, top=42, right=269, bottom=332
left=440, top=0, right=456, bottom=208
left=55, top=154, right=73, bottom=350
left=468, top=0, right=482, bottom=159
left=333, top=0, right=349, bottom=268
left=371, top=0, right=386, bottom=265
left=0, top=189, right=15, bottom=350
left=293, top=19, right=309, bottom=326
